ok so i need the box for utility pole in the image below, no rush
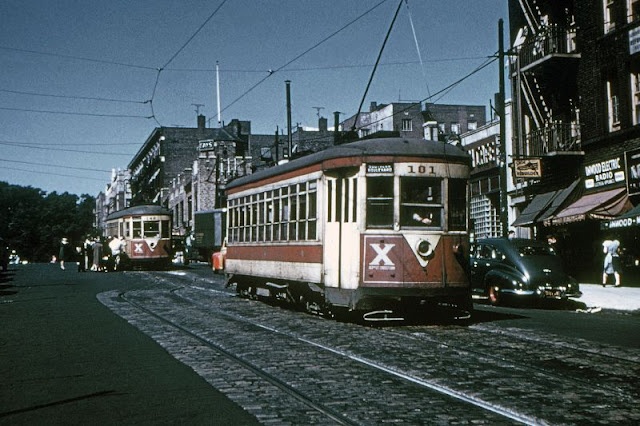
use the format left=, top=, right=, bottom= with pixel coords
left=285, top=80, right=292, bottom=159
left=498, top=19, right=509, bottom=237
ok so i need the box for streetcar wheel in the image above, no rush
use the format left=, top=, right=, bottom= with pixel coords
left=488, top=285, right=500, bottom=306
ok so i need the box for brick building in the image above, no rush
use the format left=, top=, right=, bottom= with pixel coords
left=340, top=101, right=486, bottom=142
left=94, top=168, right=131, bottom=233
left=128, top=115, right=248, bottom=206
left=509, top=0, right=640, bottom=282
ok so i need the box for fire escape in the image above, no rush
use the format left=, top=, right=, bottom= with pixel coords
left=512, top=0, right=582, bottom=160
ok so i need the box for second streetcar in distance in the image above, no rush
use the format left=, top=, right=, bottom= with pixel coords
left=224, top=137, right=472, bottom=321
left=104, top=205, right=173, bottom=270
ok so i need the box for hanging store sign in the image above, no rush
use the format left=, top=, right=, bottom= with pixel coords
left=513, top=158, right=542, bottom=178
left=584, top=156, right=625, bottom=189
left=630, top=27, right=640, bottom=55
left=626, top=147, right=640, bottom=196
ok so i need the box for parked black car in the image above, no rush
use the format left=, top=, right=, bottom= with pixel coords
left=470, top=238, right=581, bottom=305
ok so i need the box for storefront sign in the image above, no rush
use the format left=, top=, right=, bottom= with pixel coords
left=584, top=156, right=625, bottom=189
left=603, top=215, right=640, bottom=229
left=513, top=158, right=542, bottom=178
left=199, top=140, right=216, bottom=152
left=626, top=147, right=640, bottom=196
left=630, top=27, right=640, bottom=55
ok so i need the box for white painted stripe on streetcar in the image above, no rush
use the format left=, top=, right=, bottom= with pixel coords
left=252, top=321, right=546, bottom=426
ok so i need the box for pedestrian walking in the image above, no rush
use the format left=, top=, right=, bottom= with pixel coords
left=602, top=239, right=621, bottom=287
left=92, top=238, right=103, bottom=272
left=75, top=243, right=86, bottom=272
left=59, top=237, right=70, bottom=270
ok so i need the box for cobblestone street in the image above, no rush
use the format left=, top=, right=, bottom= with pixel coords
left=98, top=269, right=640, bottom=425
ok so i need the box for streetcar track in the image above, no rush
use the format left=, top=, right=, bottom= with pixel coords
left=111, top=270, right=639, bottom=424
left=117, top=287, right=359, bottom=426
left=142, top=273, right=544, bottom=425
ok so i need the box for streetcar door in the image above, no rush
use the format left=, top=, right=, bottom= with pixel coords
left=324, top=170, right=360, bottom=289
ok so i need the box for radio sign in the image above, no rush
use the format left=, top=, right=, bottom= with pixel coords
left=367, top=163, right=393, bottom=174
left=584, top=156, right=625, bottom=189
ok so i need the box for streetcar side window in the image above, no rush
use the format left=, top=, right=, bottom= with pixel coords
left=161, top=220, right=170, bottom=238
left=366, top=177, right=394, bottom=228
left=144, top=221, right=160, bottom=237
left=132, top=220, right=142, bottom=238
left=448, top=179, right=467, bottom=231
left=400, top=177, right=443, bottom=228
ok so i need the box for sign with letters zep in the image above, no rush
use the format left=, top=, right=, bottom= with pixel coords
left=584, top=156, right=625, bottom=189
left=626, top=147, right=640, bottom=196
left=630, top=27, right=640, bottom=55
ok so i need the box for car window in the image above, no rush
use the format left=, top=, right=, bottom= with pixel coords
left=517, top=245, right=554, bottom=256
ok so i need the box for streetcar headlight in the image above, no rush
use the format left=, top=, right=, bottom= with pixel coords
left=416, top=239, right=434, bottom=259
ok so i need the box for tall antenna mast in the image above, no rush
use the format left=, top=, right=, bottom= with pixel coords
left=312, top=106, right=324, bottom=118
left=216, top=61, right=222, bottom=127
left=192, top=103, right=204, bottom=116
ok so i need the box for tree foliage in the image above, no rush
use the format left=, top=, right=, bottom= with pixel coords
left=0, top=181, right=96, bottom=262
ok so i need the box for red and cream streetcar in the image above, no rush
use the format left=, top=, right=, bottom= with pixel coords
left=224, top=137, right=472, bottom=321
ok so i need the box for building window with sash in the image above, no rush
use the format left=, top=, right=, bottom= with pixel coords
left=401, top=118, right=412, bottom=132
left=604, top=0, right=616, bottom=33
left=631, top=71, right=640, bottom=125
left=607, top=80, right=621, bottom=131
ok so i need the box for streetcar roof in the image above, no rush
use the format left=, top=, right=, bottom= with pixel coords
left=106, top=204, right=172, bottom=220
left=227, top=137, right=470, bottom=190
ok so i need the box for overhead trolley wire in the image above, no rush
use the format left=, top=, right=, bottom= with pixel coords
left=0, top=141, right=135, bottom=156
left=0, top=158, right=112, bottom=173
left=218, top=0, right=392, bottom=119
left=0, top=166, right=109, bottom=182
left=0, top=88, right=148, bottom=105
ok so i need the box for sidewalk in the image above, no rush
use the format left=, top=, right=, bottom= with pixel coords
left=575, top=283, right=640, bottom=312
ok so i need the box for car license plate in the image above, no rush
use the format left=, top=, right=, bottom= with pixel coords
left=543, top=290, right=561, bottom=298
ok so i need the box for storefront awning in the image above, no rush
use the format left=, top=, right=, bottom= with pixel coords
left=537, top=179, right=580, bottom=223
left=545, top=187, right=632, bottom=226
left=512, top=191, right=557, bottom=226
left=512, top=180, right=580, bottom=227
left=602, top=203, right=640, bottom=229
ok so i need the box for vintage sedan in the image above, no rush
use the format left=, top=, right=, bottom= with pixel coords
left=470, top=238, right=581, bottom=305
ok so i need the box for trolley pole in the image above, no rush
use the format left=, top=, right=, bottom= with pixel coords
left=498, top=19, right=509, bottom=237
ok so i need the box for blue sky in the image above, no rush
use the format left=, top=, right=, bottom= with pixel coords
left=0, top=0, right=508, bottom=196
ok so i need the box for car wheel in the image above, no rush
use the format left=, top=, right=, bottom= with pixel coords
left=488, top=284, right=500, bottom=306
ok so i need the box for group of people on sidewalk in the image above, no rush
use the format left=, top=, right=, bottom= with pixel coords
left=58, top=236, right=124, bottom=272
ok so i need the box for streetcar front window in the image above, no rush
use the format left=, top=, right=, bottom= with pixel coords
left=366, top=177, right=394, bottom=228
left=132, top=220, right=142, bottom=238
left=144, top=221, right=160, bottom=237
left=400, top=177, right=443, bottom=228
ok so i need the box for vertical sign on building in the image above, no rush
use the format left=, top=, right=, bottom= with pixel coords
left=626, top=147, right=640, bottom=196
left=630, top=27, right=640, bottom=55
